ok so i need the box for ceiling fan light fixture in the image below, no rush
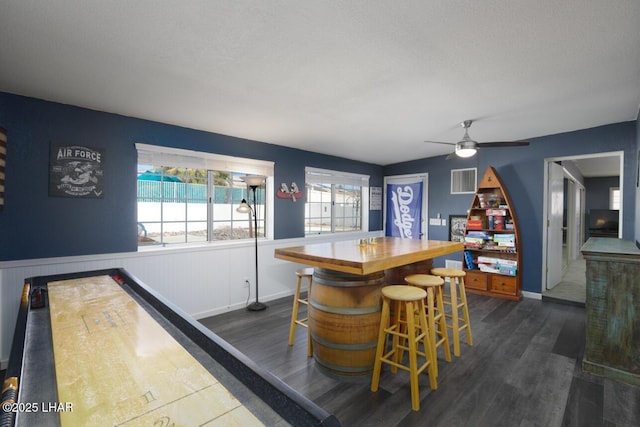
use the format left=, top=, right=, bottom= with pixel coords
left=455, top=141, right=477, bottom=158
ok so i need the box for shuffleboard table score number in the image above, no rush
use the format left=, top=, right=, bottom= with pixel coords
left=47, top=275, right=266, bottom=426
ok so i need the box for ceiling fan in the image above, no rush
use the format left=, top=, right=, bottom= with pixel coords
left=425, top=120, right=529, bottom=158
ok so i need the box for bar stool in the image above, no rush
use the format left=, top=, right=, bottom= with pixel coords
left=288, top=267, right=313, bottom=357
left=371, top=285, right=437, bottom=411
left=404, top=274, right=452, bottom=370
left=430, top=268, right=473, bottom=357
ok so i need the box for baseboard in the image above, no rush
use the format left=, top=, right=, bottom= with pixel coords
left=522, top=290, right=542, bottom=300
left=191, top=289, right=293, bottom=320
left=541, top=294, right=585, bottom=308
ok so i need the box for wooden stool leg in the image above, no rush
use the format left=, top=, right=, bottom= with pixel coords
left=425, top=287, right=438, bottom=377
left=305, top=276, right=313, bottom=356
left=391, top=300, right=402, bottom=373
left=449, top=277, right=461, bottom=357
left=406, top=301, right=421, bottom=411
left=459, top=277, right=473, bottom=347
left=306, top=312, right=313, bottom=356
left=288, top=275, right=302, bottom=346
left=435, top=286, right=451, bottom=362
left=371, top=297, right=390, bottom=392
left=418, top=299, right=438, bottom=392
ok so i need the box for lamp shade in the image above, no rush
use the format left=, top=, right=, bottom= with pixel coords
left=236, top=199, right=252, bottom=214
left=455, top=141, right=477, bottom=158
left=240, top=175, right=266, bottom=187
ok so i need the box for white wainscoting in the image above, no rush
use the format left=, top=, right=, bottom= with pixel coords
left=0, top=232, right=378, bottom=368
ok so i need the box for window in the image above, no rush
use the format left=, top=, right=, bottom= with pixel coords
left=451, top=168, right=477, bottom=194
left=305, top=167, right=369, bottom=235
left=610, top=187, right=620, bottom=210
left=136, top=144, right=273, bottom=246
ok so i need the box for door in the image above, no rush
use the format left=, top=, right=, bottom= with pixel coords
left=383, top=174, right=428, bottom=239
left=546, top=162, right=564, bottom=289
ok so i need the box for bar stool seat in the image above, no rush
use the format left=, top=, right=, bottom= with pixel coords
left=371, top=285, right=437, bottom=411
left=430, top=267, right=473, bottom=357
left=288, top=267, right=313, bottom=356
left=404, top=274, right=452, bottom=370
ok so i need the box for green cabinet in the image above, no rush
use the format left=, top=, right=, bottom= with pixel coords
left=581, top=237, right=640, bottom=385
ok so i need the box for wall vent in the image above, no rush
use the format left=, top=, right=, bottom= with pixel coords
left=445, top=259, right=463, bottom=270
left=444, top=259, right=463, bottom=282
left=451, top=168, right=477, bottom=194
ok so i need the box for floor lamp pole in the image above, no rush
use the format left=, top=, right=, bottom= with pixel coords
left=247, top=185, right=266, bottom=311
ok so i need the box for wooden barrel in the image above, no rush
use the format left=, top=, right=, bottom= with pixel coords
left=309, top=268, right=384, bottom=377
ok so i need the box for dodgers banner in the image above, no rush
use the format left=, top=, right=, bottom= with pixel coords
left=386, top=181, right=422, bottom=239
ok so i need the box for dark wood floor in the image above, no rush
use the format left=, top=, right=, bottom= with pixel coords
left=200, top=292, right=640, bottom=427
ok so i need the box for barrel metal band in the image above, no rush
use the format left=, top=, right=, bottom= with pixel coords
left=312, top=278, right=385, bottom=288
left=311, top=333, right=378, bottom=350
left=309, top=300, right=380, bottom=315
left=315, top=358, right=373, bottom=374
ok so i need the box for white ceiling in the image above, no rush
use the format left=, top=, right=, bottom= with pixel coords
left=569, top=156, right=621, bottom=178
left=1, top=1, right=639, bottom=165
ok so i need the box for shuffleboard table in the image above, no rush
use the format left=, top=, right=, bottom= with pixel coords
left=1, top=268, right=339, bottom=426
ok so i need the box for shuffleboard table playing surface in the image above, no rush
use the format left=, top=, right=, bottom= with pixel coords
left=48, top=275, right=263, bottom=426
left=1, top=268, right=339, bottom=427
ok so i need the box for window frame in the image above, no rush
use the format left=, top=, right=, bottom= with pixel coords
left=304, top=167, right=369, bottom=236
left=136, top=143, right=274, bottom=246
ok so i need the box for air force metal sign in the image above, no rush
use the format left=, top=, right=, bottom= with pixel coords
left=49, top=145, right=105, bottom=198
left=386, top=182, right=422, bottom=239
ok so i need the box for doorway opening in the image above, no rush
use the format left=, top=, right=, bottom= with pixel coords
left=541, top=152, right=623, bottom=306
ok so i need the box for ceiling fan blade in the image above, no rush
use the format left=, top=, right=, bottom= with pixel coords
left=424, top=140, right=456, bottom=146
left=478, top=141, right=530, bottom=148
left=445, top=152, right=457, bottom=160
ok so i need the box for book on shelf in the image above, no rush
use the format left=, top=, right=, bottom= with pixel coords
left=493, top=234, right=515, bottom=247
left=467, top=231, right=492, bottom=239
left=464, top=251, right=475, bottom=269
left=486, top=209, right=507, bottom=216
left=477, top=256, right=518, bottom=276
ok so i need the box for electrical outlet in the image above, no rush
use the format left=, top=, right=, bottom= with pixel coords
left=243, top=278, right=250, bottom=288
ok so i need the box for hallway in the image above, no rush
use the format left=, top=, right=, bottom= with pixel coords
left=542, top=256, right=586, bottom=306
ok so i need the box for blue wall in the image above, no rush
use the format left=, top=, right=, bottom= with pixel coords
left=0, top=92, right=383, bottom=261
left=384, top=121, right=637, bottom=294
left=585, top=176, right=619, bottom=212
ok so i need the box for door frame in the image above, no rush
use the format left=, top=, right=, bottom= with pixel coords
left=383, top=173, right=429, bottom=239
left=541, top=151, right=624, bottom=293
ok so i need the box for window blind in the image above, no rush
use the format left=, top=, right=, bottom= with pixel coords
left=305, top=167, right=369, bottom=186
left=136, top=143, right=274, bottom=177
